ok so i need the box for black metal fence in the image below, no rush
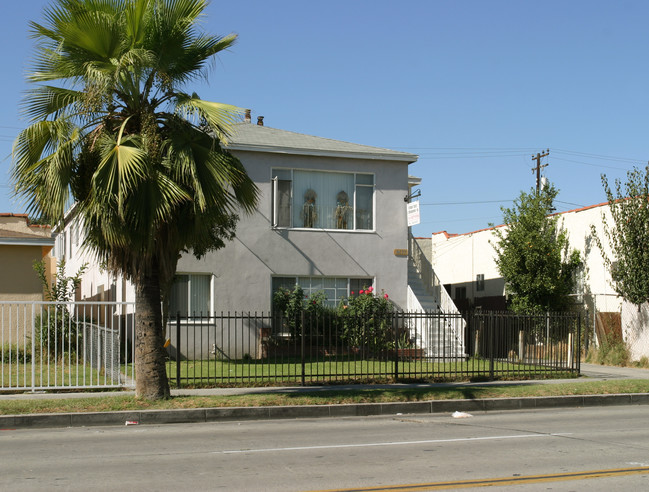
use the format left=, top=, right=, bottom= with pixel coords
left=164, top=310, right=580, bottom=387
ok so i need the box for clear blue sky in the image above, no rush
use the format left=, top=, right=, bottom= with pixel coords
left=1, top=0, right=648, bottom=237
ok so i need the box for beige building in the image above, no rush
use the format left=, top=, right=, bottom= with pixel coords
left=0, top=214, right=55, bottom=344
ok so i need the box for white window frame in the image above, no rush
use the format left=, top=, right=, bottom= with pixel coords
left=271, top=168, right=375, bottom=232
left=169, top=273, right=214, bottom=318
left=272, top=276, right=374, bottom=307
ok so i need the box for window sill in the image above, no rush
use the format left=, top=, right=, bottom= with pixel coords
left=272, top=227, right=376, bottom=234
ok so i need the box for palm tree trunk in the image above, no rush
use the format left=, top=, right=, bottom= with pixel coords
left=134, top=266, right=170, bottom=400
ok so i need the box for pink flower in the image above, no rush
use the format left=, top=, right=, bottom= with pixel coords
left=384, top=293, right=389, bottom=299
left=368, top=286, right=374, bottom=293
left=350, top=291, right=354, bottom=296
left=359, top=290, right=364, bottom=294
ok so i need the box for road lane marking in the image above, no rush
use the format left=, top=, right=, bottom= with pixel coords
left=310, top=466, right=649, bottom=491
left=217, top=432, right=571, bottom=454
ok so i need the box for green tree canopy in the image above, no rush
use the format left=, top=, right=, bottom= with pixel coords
left=491, top=184, right=581, bottom=314
left=12, top=0, right=259, bottom=399
left=591, top=165, right=649, bottom=306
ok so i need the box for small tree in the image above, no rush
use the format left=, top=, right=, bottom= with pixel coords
left=338, top=287, right=393, bottom=353
left=591, top=165, right=649, bottom=305
left=272, top=286, right=330, bottom=339
left=491, top=184, right=582, bottom=314
left=33, top=259, right=88, bottom=357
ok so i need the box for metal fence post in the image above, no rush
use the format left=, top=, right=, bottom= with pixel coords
left=300, top=311, right=306, bottom=386
left=576, top=312, right=582, bottom=374
left=393, top=311, right=399, bottom=381
left=31, top=303, right=35, bottom=392
left=176, top=311, right=181, bottom=389
left=489, top=313, right=495, bottom=380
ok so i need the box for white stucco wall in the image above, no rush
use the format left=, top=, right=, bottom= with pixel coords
left=622, top=301, right=649, bottom=361
left=430, top=202, right=622, bottom=314
left=53, top=216, right=132, bottom=304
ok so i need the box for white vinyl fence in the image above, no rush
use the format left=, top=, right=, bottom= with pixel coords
left=0, top=302, right=135, bottom=392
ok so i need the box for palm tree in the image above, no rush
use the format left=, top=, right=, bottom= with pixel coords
left=12, top=0, right=259, bottom=399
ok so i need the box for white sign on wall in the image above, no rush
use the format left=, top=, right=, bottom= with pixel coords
left=407, top=200, right=420, bottom=227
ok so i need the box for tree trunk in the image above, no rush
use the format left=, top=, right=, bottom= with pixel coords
left=134, top=266, right=170, bottom=400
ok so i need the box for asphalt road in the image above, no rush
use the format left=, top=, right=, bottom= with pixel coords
left=2, top=405, right=649, bottom=491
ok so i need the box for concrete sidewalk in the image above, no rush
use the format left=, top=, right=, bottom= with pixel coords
left=1, top=363, right=649, bottom=429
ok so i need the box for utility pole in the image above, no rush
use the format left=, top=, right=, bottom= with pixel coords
left=531, top=149, right=549, bottom=193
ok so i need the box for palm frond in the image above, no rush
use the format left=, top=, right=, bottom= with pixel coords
left=173, top=94, right=243, bottom=142
left=22, top=86, right=85, bottom=122
left=12, top=119, right=81, bottom=222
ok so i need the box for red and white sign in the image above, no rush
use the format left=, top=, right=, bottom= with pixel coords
left=407, top=200, right=420, bottom=227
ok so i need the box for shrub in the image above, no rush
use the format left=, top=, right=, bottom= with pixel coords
left=1, top=344, right=31, bottom=364
left=589, top=332, right=630, bottom=367
left=272, top=286, right=334, bottom=339
left=34, top=308, right=82, bottom=358
left=338, top=287, right=394, bottom=353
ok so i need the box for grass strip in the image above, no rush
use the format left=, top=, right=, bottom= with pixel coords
left=1, top=379, right=649, bottom=416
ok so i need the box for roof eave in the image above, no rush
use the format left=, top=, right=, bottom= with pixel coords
left=227, top=144, right=418, bottom=163
left=0, top=237, right=55, bottom=247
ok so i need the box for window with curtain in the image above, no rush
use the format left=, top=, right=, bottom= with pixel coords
left=271, top=169, right=374, bottom=230
left=169, top=274, right=212, bottom=317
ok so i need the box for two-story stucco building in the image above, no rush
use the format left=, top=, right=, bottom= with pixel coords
left=57, top=119, right=424, bottom=315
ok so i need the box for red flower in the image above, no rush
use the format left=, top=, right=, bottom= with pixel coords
left=359, top=290, right=364, bottom=294
left=384, top=293, right=389, bottom=299
left=368, top=286, right=374, bottom=293
left=350, top=291, right=354, bottom=295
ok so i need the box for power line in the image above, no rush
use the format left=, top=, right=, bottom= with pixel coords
left=552, top=156, right=633, bottom=171
left=421, top=199, right=512, bottom=206
left=552, top=148, right=643, bottom=164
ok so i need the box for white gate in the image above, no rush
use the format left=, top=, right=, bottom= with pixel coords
left=0, top=301, right=135, bottom=392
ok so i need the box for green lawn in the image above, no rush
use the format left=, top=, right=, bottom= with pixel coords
left=2, top=379, right=648, bottom=416
left=1, top=360, right=120, bottom=389
left=162, top=357, right=576, bottom=387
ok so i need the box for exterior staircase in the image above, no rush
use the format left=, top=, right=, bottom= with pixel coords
left=407, top=234, right=466, bottom=359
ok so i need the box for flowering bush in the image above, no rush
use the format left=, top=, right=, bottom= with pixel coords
left=338, top=286, right=393, bottom=353
left=272, top=286, right=331, bottom=339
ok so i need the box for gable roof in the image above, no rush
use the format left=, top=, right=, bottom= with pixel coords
left=226, top=123, right=418, bottom=163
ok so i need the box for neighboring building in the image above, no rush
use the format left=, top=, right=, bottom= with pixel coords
left=429, top=202, right=641, bottom=353
left=430, top=202, right=621, bottom=314
left=0, top=214, right=54, bottom=303
left=0, top=214, right=55, bottom=344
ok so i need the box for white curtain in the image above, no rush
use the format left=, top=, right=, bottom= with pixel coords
left=293, top=171, right=354, bottom=229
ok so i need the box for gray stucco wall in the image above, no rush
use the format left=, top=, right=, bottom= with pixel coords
left=176, top=150, right=412, bottom=313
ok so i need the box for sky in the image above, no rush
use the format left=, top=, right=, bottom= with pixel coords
left=1, top=0, right=649, bottom=238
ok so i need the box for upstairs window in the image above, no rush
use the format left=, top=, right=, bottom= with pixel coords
left=272, top=169, right=374, bottom=230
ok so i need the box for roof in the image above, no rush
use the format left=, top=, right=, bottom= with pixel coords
left=432, top=201, right=611, bottom=239
left=0, top=228, right=54, bottom=246
left=226, top=123, right=418, bottom=163
left=0, top=214, right=54, bottom=246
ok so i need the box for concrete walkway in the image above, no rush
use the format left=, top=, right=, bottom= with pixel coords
left=1, top=363, right=649, bottom=428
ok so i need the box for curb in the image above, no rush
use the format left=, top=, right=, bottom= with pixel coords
left=3, top=393, right=649, bottom=429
